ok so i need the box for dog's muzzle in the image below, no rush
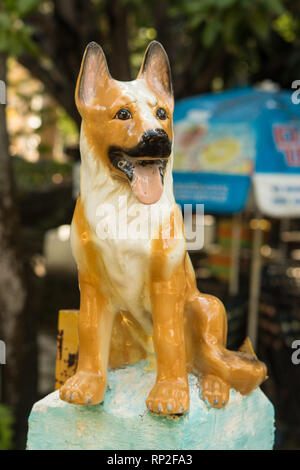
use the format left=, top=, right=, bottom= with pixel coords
left=124, top=129, right=171, bottom=158
left=108, top=128, right=171, bottom=181
left=108, top=129, right=172, bottom=205
left=108, top=129, right=171, bottom=164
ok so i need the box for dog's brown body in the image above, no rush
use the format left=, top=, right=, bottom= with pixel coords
left=59, top=41, right=267, bottom=414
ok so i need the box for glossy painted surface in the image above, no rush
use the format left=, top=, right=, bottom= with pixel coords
left=59, top=41, right=267, bottom=414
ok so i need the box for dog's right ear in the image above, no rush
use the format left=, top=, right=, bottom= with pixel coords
left=75, top=42, right=111, bottom=112
left=137, top=41, right=173, bottom=111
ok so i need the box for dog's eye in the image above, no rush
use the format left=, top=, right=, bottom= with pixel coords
left=156, top=107, right=167, bottom=120
left=115, top=108, right=132, bottom=120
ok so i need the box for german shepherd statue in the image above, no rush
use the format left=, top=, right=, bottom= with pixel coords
left=59, top=41, right=267, bottom=414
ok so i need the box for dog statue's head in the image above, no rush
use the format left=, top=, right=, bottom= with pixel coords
left=76, top=41, right=174, bottom=205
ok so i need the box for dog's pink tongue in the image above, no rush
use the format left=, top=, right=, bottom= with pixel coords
left=131, top=163, right=163, bottom=204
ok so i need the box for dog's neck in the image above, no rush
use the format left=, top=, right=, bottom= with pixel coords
left=79, top=126, right=175, bottom=210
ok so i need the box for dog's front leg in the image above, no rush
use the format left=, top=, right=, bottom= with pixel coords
left=59, top=275, right=114, bottom=405
left=146, top=270, right=189, bottom=415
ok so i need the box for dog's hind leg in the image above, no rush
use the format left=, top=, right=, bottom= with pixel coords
left=184, top=254, right=267, bottom=408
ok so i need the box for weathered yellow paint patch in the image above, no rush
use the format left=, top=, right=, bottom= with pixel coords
left=55, top=310, right=79, bottom=390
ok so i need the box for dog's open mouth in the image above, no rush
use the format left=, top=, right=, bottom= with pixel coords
left=110, top=154, right=168, bottom=204
left=108, top=130, right=172, bottom=204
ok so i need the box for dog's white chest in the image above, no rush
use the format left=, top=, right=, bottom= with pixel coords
left=97, top=235, right=151, bottom=308
left=85, top=191, right=163, bottom=312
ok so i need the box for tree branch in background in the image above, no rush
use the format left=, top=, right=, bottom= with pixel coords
left=18, top=0, right=132, bottom=127
left=18, top=0, right=103, bottom=128
left=105, top=0, right=131, bottom=80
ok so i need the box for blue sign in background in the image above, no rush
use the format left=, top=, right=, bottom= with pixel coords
left=172, top=87, right=300, bottom=214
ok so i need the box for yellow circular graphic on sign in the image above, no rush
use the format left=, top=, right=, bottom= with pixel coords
left=201, top=138, right=241, bottom=168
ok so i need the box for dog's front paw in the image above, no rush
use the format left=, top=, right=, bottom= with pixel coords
left=59, top=370, right=106, bottom=405
left=146, top=379, right=189, bottom=415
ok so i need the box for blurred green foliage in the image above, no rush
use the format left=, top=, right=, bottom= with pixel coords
left=1, top=0, right=300, bottom=85
left=13, top=156, right=72, bottom=192
left=56, top=108, right=79, bottom=143
left=0, top=404, right=14, bottom=450
left=177, top=0, right=284, bottom=45
left=0, top=0, right=43, bottom=55
left=165, top=0, right=299, bottom=88
left=273, top=11, right=298, bottom=42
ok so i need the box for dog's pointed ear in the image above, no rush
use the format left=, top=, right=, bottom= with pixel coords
left=75, top=42, right=110, bottom=111
left=137, top=41, right=174, bottom=110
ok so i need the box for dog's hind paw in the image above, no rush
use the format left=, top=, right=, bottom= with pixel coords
left=200, top=374, right=230, bottom=409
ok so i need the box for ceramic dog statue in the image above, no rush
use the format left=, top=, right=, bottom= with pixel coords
left=59, top=41, right=267, bottom=414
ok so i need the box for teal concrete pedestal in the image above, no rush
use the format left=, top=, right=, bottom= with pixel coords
left=27, top=362, right=274, bottom=450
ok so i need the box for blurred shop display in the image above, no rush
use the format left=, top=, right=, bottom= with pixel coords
left=189, top=215, right=269, bottom=350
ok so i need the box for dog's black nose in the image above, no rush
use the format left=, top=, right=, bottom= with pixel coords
left=142, top=129, right=169, bottom=144
left=138, top=129, right=171, bottom=157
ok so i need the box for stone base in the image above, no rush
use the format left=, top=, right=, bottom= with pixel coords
left=27, top=362, right=274, bottom=450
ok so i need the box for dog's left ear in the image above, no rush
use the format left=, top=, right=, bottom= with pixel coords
left=137, top=41, right=174, bottom=111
